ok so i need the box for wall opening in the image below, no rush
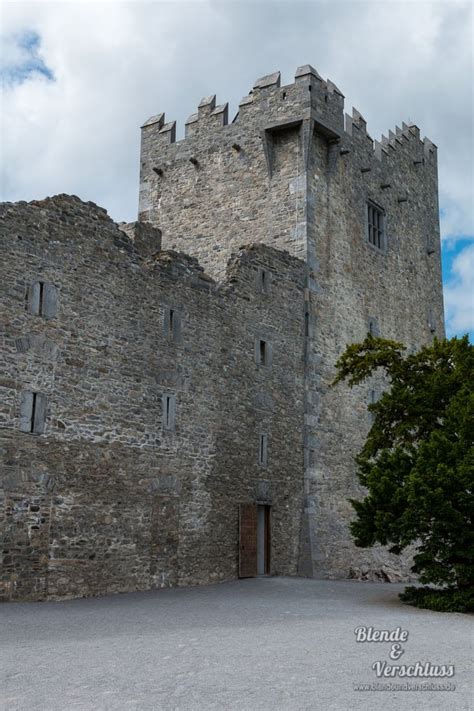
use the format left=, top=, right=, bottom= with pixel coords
left=164, top=307, right=182, bottom=342
left=239, top=504, right=271, bottom=578
left=20, top=391, right=47, bottom=434
left=257, top=505, right=271, bottom=576
left=26, top=281, right=58, bottom=319
left=162, top=393, right=176, bottom=430
left=259, top=433, right=268, bottom=467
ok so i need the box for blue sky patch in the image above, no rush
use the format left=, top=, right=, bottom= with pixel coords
left=441, top=237, right=473, bottom=280
left=1, top=30, right=54, bottom=86
left=442, top=237, right=474, bottom=343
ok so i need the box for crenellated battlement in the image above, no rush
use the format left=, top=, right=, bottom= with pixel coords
left=185, top=95, right=229, bottom=138
left=139, top=64, right=436, bottom=187
left=343, top=107, right=437, bottom=171
left=372, top=121, right=437, bottom=165
left=140, top=64, right=346, bottom=153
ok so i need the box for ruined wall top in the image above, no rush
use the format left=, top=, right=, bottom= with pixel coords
left=0, top=194, right=304, bottom=289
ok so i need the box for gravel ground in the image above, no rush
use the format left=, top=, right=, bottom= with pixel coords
left=1, top=577, right=472, bottom=711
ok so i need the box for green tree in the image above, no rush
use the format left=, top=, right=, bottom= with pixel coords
left=333, top=335, right=474, bottom=612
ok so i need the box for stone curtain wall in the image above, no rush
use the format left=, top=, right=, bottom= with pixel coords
left=139, top=65, right=444, bottom=581
left=0, top=65, right=444, bottom=597
left=0, top=195, right=305, bottom=600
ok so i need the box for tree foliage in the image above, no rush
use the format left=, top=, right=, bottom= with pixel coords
left=333, top=335, right=474, bottom=612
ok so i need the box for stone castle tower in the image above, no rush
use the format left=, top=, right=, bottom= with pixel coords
left=0, top=65, right=443, bottom=600
left=138, top=65, right=444, bottom=579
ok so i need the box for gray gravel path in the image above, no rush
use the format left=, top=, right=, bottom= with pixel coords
left=1, top=577, right=472, bottom=710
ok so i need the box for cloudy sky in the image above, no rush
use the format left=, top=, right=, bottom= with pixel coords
left=1, top=0, right=473, bottom=340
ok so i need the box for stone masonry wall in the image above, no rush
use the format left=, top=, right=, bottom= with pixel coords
left=139, top=65, right=445, bottom=581
left=138, top=67, right=343, bottom=277
left=0, top=195, right=305, bottom=600
left=304, top=117, right=444, bottom=579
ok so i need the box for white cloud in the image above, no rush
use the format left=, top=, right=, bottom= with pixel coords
left=444, top=242, right=474, bottom=335
left=1, top=1, right=473, bottom=228
left=3, top=1, right=472, bottom=337
left=0, top=1, right=473, bottom=236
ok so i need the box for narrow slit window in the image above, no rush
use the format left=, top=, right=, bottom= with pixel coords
left=30, top=392, right=37, bottom=433
left=259, top=433, right=268, bottom=467
left=255, top=338, right=272, bottom=368
left=369, top=390, right=375, bottom=423
left=38, top=282, right=44, bottom=315
left=368, top=317, right=378, bottom=337
left=428, top=309, right=436, bottom=333
left=368, top=389, right=379, bottom=424
left=162, top=393, right=176, bottom=431
left=257, top=269, right=270, bottom=294
left=164, top=308, right=181, bottom=342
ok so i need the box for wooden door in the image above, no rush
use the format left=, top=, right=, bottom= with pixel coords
left=257, top=505, right=271, bottom=575
left=239, top=504, right=258, bottom=578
